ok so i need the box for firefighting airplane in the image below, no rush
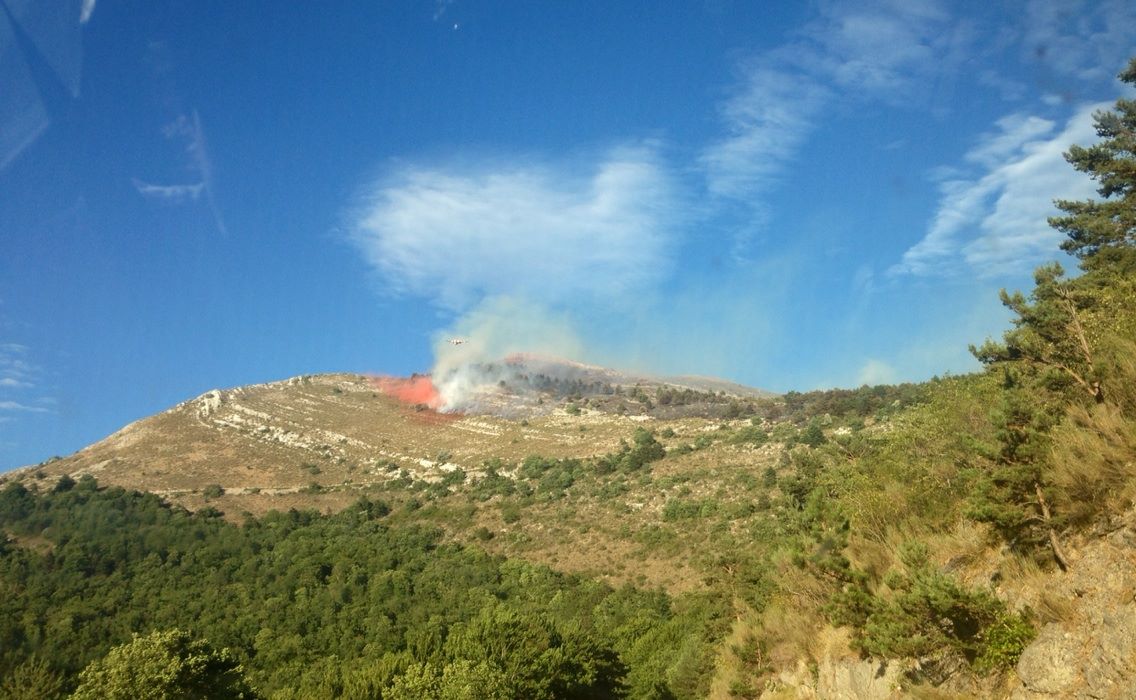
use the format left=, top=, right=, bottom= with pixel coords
left=448, top=338, right=467, bottom=346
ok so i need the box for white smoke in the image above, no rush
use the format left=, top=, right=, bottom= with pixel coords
left=430, top=297, right=587, bottom=411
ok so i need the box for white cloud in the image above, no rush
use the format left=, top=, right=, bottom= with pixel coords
left=963, top=113, right=1055, bottom=168
left=798, top=0, right=958, bottom=97
left=892, top=102, right=1105, bottom=277
left=700, top=0, right=967, bottom=207
left=432, top=0, right=455, bottom=21
left=350, top=145, right=678, bottom=310
left=80, top=0, right=97, bottom=24
left=136, top=111, right=227, bottom=234
left=132, top=179, right=204, bottom=203
left=697, top=0, right=969, bottom=263
left=0, top=343, right=36, bottom=388
left=0, top=401, right=48, bottom=413
left=1022, top=0, right=1136, bottom=81
left=0, top=342, right=54, bottom=431
left=700, top=65, right=830, bottom=200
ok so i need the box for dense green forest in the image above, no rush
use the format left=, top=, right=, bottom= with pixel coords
left=2, top=60, right=1135, bottom=699
left=0, top=478, right=736, bottom=698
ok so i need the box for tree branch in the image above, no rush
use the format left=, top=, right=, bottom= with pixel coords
left=1035, top=483, right=1070, bottom=571
left=1057, top=290, right=1104, bottom=403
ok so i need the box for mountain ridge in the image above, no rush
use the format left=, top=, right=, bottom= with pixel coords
left=10, top=363, right=775, bottom=520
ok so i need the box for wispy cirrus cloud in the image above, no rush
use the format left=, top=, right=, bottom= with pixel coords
left=131, top=179, right=204, bottom=203
left=700, top=0, right=970, bottom=253
left=0, top=400, right=48, bottom=413
left=1022, top=0, right=1136, bottom=81
left=700, top=0, right=1133, bottom=271
left=0, top=343, right=53, bottom=417
left=0, top=343, right=37, bottom=389
left=134, top=110, right=227, bottom=234
left=349, top=145, right=679, bottom=311
left=794, top=0, right=963, bottom=98
left=891, top=103, right=1104, bottom=277
left=700, top=64, right=830, bottom=201
left=432, top=0, right=455, bottom=21
left=80, top=0, right=96, bottom=24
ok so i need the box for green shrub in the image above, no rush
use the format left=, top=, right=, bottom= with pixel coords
left=828, top=542, right=1034, bottom=672
left=799, top=420, right=827, bottom=447
left=500, top=503, right=521, bottom=524
left=730, top=425, right=768, bottom=446
left=595, top=429, right=666, bottom=473
left=440, top=469, right=466, bottom=487
left=974, top=612, right=1036, bottom=674
left=662, top=498, right=720, bottom=521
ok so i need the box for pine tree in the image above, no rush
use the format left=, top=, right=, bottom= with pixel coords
left=1050, top=58, right=1136, bottom=273
left=971, top=263, right=1103, bottom=404
left=968, top=57, right=1136, bottom=567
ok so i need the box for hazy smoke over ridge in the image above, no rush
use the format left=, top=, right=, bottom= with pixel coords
left=430, top=297, right=588, bottom=410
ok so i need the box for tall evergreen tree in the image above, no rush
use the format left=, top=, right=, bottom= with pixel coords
left=974, top=59, right=1136, bottom=403
left=969, top=57, right=1136, bottom=567
left=971, top=263, right=1103, bottom=404
left=1050, top=58, right=1136, bottom=273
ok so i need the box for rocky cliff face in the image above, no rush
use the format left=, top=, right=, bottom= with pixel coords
left=1010, top=513, right=1136, bottom=699
left=753, top=514, right=1136, bottom=700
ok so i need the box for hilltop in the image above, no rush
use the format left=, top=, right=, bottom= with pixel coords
left=14, top=357, right=773, bottom=504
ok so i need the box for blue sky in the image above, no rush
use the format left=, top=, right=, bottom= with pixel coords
left=1, top=0, right=1134, bottom=470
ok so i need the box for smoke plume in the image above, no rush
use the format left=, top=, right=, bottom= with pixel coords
left=430, top=297, right=587, bottom=411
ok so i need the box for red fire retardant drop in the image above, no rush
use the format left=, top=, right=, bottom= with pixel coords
left=372, top=375, right=443, bottom=410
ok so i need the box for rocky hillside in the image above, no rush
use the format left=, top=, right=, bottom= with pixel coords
left=11, top=362, right=779, bottom=527
left=16, top=372, right=649, bottom=510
